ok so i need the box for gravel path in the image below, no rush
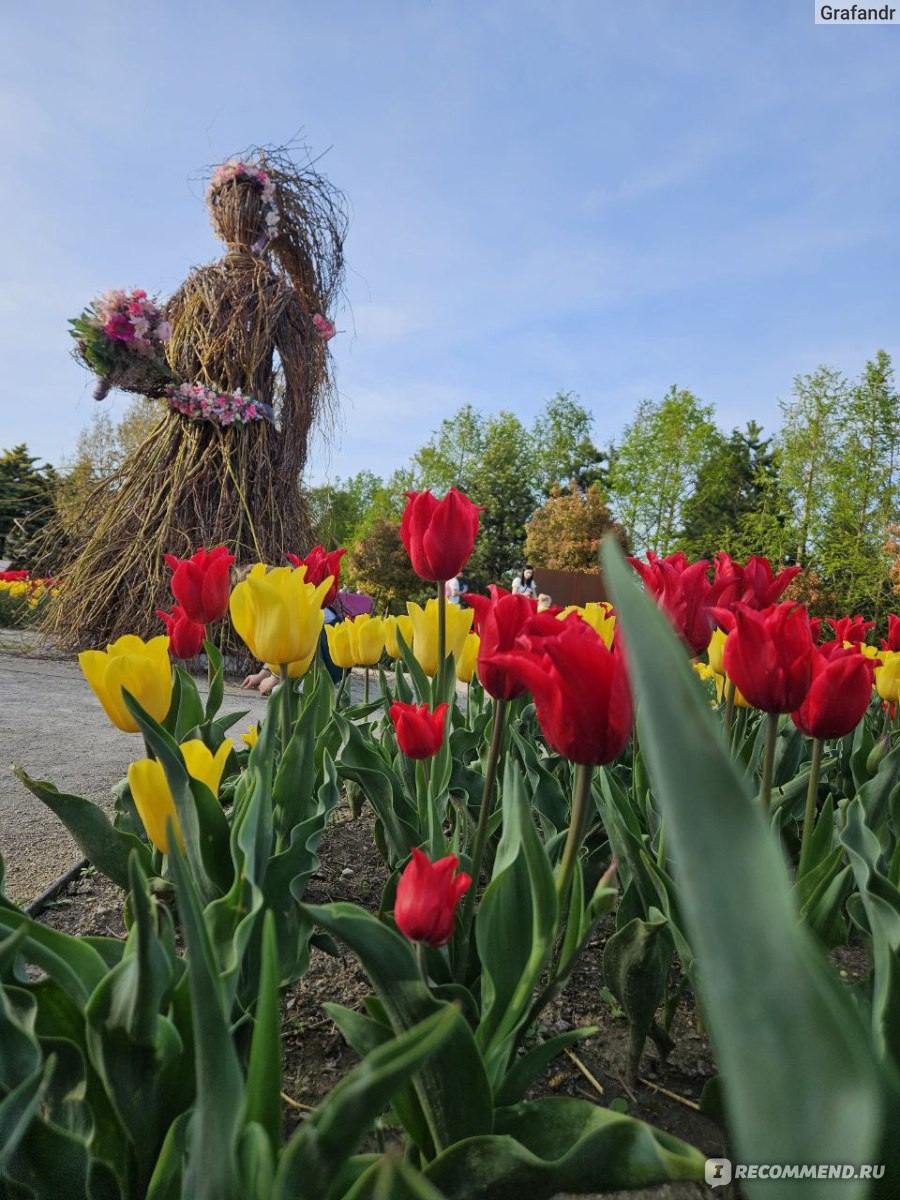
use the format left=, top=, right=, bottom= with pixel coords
left=0, top=630, right=269, bottom=905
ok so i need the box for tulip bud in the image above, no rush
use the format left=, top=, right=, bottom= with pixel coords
left=394, top=849, right=472, bottom=946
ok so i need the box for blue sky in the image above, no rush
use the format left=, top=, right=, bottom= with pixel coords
left=1, top=1, right=898, bottom=484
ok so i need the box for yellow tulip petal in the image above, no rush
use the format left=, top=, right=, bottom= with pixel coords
left=128, top=758, right=182, bottom=854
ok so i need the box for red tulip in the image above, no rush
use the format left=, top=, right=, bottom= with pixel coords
left=286, top=545, right=346, bottom=608
left=400, top=488, right=481, bottom=582
left=163, top=545, right=235, bottom=624
left=882, top=615, right=900, bottom=652
left=712, top=553, right=801, bottom=611
left=489, top=617, right=633, bottom=765
left=464, top=586, right=538, bottom=700
left=156, top=604, right=206, bottom=660
left=389, top=701, right=449, bottom=759
left=720, top=602, right=815, bottom=713
left=394, top=849, right=471, bottom=946
left=826, top=615, right=875, bottom=646
left=792, top=646, right=875, bottom=739
left=627, top=551, right=716, bottom=656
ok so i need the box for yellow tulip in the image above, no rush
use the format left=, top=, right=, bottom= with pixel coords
left=127, top=739, right=232, bottom=853
left=707, top=628, right=728, bottom=675
left=241, top=725, right=258, bottom=748
left=79, top=634, right=173, bottom=733
left=456, top=631, right=480, bottom=684
left=383, top=615, right=414, bottom=659
left=352, top=614, right=385, bottom=666
left=230, top=563, right=329, bottom=675
left=406, top=599, right=473, bottom=677
left=875, top=650, right=900, bottom=703
left=325, top=622, right=356, bottom=669
left=559, top=602, right=617, bottom=649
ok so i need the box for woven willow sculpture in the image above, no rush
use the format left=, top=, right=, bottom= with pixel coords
left=48, top=146, right=347, bottom=649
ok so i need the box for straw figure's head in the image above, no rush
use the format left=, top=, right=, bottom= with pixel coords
left=207, top=160, right=280, bottom=254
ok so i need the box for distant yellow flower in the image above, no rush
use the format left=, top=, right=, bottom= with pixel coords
left=707, top=628, right=728, bottom=676
left=456, top=631, right=480, bottom=684
left=230, top=563, right=328, bottom=678
left=693, top=660, right=749, bottom=708
left=325, top=622, right=356, bottom=669
left=79, top=634, right=173, bottom=733
left=559, top=602, right=616, bottom=649
left=383, top=614, right=414, bottom=659
left=241, top=724, right=258, bottom=749
left=875, top=650, right=900, bottom=703
left=406, top=599, right=473, bottom=677
left=352, top=614, right=385, bottom=666
left=128, top=738, right=232, bottom=853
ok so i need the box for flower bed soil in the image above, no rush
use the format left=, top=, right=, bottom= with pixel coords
left=39, top=807, right=732, bottom=1200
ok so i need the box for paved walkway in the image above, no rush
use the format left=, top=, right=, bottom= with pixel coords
left=0, top=630, right=269, bottom=904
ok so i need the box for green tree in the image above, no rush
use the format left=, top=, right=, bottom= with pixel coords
left=0, top=445, right=57, bottom=563
left=679, top=422, right=783, bottom=561
left=531, top=392, right=607, bottom=496
left=55, top=398, right=165, bottom=535
left=817, top=351, right=900, bottom=616
left=524, top=481, right=626, bottom=571
left=777, top=365, right=846, bottom=566
left=608, top=386, right=719, bottom=555
left=412, top=406, right=535, bottom=589
left=346, top=517, right=425, bottom=612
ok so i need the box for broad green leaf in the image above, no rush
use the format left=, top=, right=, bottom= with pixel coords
left=602, top=912, right=672, bottom=1085
left=475, top=758, right=558, bottom=1079
left=602, top=537, right=883, bottom=1199
left=304, top=903, right=492, bottom=1151
left=167, top=833, right=244, bottom=1200
left=840, top=799, right=900, bottom=1064
left=493, top=1027, right=599, bottom=1107
left=204, top=641, right=225, bottom=722
left=274, top=1006, right=458, bottom=1198
left=12, top=768, right=153, bottom=891
left=0, top=1060, right=48, bottom=1169
left=423, top=1097, right=704, bottom=1198
left=0, top=908, right=108, bottom=1006
left=242, top=913, right=281, bottom=1154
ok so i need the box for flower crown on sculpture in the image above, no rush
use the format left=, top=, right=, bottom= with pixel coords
left=207, top=159, right=280, bottom=254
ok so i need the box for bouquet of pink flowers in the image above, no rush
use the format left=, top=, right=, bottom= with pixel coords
left=70, top=288, right=175, bottom=400
left=165, top=381, right=275, bottom=428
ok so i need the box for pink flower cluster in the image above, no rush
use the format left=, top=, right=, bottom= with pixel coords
left=165, top=382, right=273, bottom=427
left=90, top=288, right=172, bottom=357
left=312, top=313, right=336, bottom=341
left=207, top=159, right=280, bottom=251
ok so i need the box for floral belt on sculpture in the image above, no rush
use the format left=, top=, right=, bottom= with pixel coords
left=164, top=382, right=275, bottom=427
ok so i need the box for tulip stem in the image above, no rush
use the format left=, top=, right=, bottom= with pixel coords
left=556, top=762, right=595, bottom=912
left=416, top=940, right=430, bottom=984
left=456, top=697, right=508, bottom=982
left=760, top=711, right=779, bottom=814
left=798, top=737, right=824, bottom=878
left=724, top=678, right=736, bottom=737
left=336, top=668, right=348, bottom=706
left=365, top=666, right=370, bottom=705
left=279, top=664, right=293, bottom=750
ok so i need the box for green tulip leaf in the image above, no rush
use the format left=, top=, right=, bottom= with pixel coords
left=167, top=831, right=245, bottom=1200
left=422, top=1097, right=704, bottom=1198
left=12, top=767, right=153, bottom=891
left=304, top=902, right=493, bottom=1151
left=203, top=640, right=225, bottom=722
left=273, top=1005, right=458, bottom=1199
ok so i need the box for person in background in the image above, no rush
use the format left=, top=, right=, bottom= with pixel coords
left=512, top=564, right=537, bottom=597
left=537, top=593, right=553, bottom=612
left=445, top=575, right=461, bottom=605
